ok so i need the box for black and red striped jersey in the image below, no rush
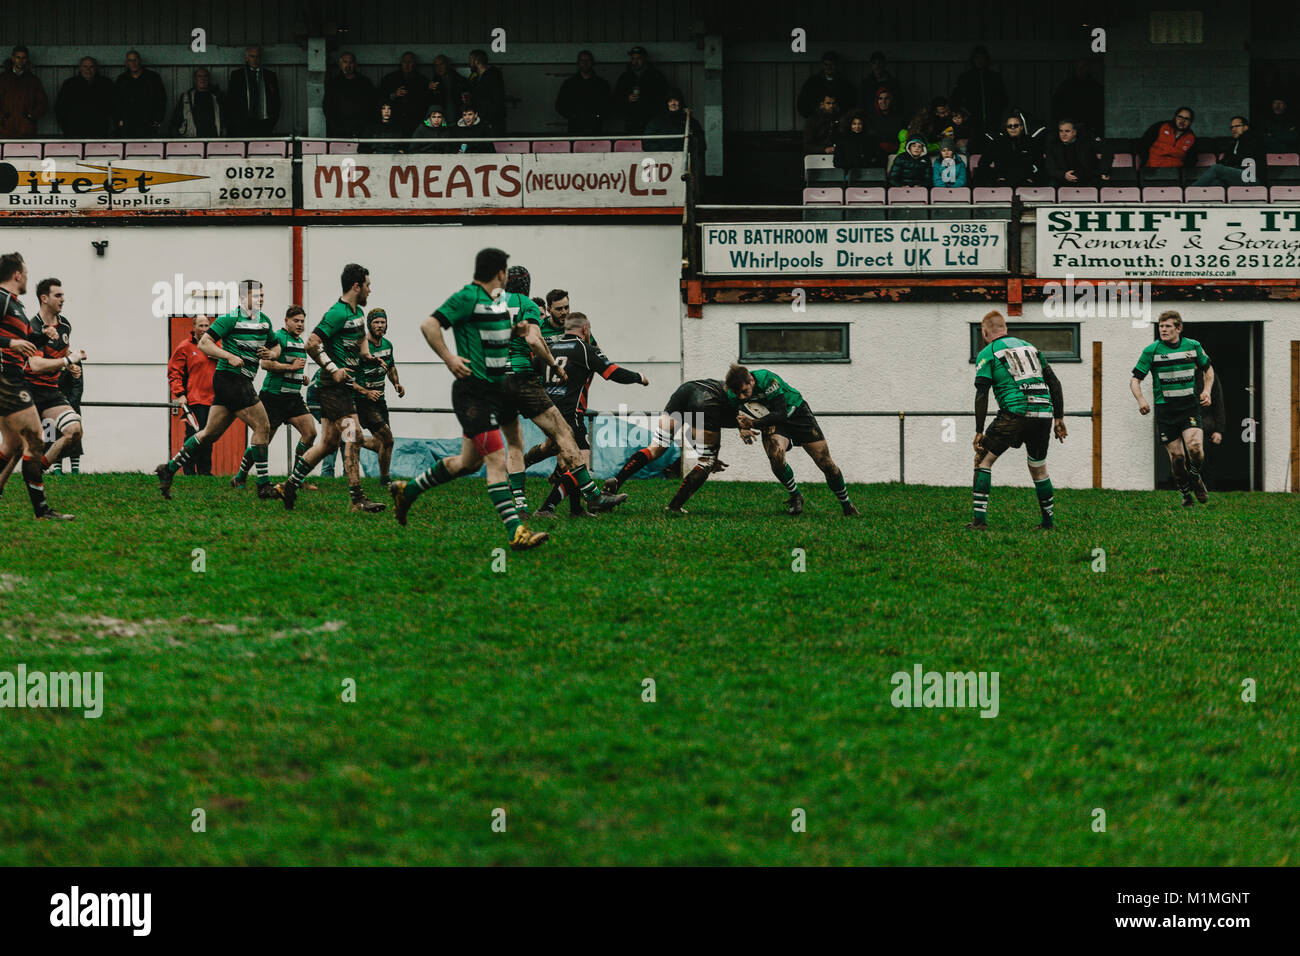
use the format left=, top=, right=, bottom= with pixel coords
left=0, top=289, right=34, bottom=377
left=25, top=314, right=73, bottom=388
left=541, top=334, right=643, bottom=415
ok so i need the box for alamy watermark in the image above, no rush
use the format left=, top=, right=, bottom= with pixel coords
left=1042, top=273, right=1152, bottom=328
left=0, top=665, right=103, bottom=718
left=890, top=663, right=999, bottom=718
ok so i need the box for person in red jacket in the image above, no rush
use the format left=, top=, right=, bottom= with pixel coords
left=167, top=316, right=217, bottom=475
left=1138, top=106, right=1197, bottom=169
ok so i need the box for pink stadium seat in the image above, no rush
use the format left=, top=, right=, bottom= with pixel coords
left=887, top=186, right=929, bottom=204
left=968, top=153, right=981, bottom=170
left=844, top=187, right=886, bottom=204
left=1015, top=186, right=1056, bottom=202
left=573, top=140, right=610, bottom=153
left=1227, top=186, right=1267, bottom=201
left=1195, top=152, right=1218, bottom=167
left=1266, top=152, right=1299, bottom=168
left=164, top=142, right=204, bottom=157
left=972, top=187, right=1012, bottom=203
left=531, top=140, right=571, bottom=153
left=930, top=187, right=971, bottom=204
left=2, top=143, right=41, bottom=158
left=1100, top=187, right=1140, bottom=202
left=1184, top=186, right=1225, bottom=202
left=802, top=187, right=843, bottom=204
left=42, top=142, right=82, bottom=158
left=300, top=140, right=328, bottom=155
left=83, top=142, right=124, bottom=158
left=613, top=140, right=642, bottom=152
left=325, top=142, right=356, bottom=155
left=1142, top=186, right=1183, bottom=202
left=493, top=141, right=531, bottom=153
left=1056, top=187, right=1098, bottom=202
left=1270, top=186, right=1300, bottom=201
left=248, top=141, right=288, bottom=157
left=124, top=142, right=164, bottom=157
left=1111, top=153, right=1135, bottom=168
left=208, top=142, right=248, bottom=156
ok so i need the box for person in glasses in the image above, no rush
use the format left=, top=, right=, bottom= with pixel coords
left=979, top=109, right=1043, bottom=187
left=1191, top=115, right=1266, bottom=188
left=1137, top=106, right=1198, bottom=171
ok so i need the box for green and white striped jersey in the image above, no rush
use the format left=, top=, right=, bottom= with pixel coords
left=208, top=307, right=276, bottom=381
left=1133, top=337, right=1210, bottom=408
left=974, top=335, right=1053, bottom=418
left=434, top=283, right=514, bottom=384
left=357, top=335, right=394, bottom=391
left=260, top=327, right=307, bottom=395
left=315, top=299, right=367, bottom=373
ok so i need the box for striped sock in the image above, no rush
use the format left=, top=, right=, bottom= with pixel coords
left=1034, top=477, right=1055, bottom=522
left=235, top=446, right=254, bottom=481
left=406, top=459, right=454, bottom=501
left=826, top=470, right=850, bottom=504
left=508, top=470, right=529, bottom=516
left=487, top=480, right=522, bottom=537
left=972, top=467, right=992, bottom=522
left=22, top=454, right=48, bottom=514
left=69, top=457, right=80, bottom=473
left=287, top=451, right=314, bottom=489
left=572, top=464, right=601, bottom=503
left=253, top=444, right=269, bottom=487
left=540, top=482, right=565, bottom=512
left=776, top=463, right=799, bottom=494
left=169, top=435, right=202, bottom=474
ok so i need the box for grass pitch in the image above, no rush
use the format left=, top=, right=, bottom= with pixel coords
left=0, top=474, right=1296, bottom=865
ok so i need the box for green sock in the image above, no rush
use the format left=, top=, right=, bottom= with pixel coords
left=235, top=446, right=254, bottom=481
left=487, top=480, right=522, bottom=537
left=776, top=463, right=799, bottom=494
left=287, top=451, right=314, bottom=489
left=573, top=464, right=601, bottom=503
left=972, top=467, right=992, bottom=523
left=406, top=460, right=454, bottom=501
left=826, top=470, right=850, bottom=503
left=253, top=445, right=270, bottom=487
left=169, top=435, right=202, bottom=473
left=508, top=470, right=529, bottom=515
left=1034, top=477, right=1054, bottom=522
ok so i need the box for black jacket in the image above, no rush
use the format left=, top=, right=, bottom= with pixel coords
left=323, top=72, right=378, bottom=138
left=1044, top=134, right=1101, bottom=186
left=1217, top=130, right=1267, bottom=180
left=980, top=114, right=1044, bottom=186
left=410, top=122, right=456, bottom=154
left=1195, top=368, right=1227, bottom=437
left=611, top=65, right=670, bottom=134
left=464, top=67, right=506, bottom=131
left=796, top=72, right=857, bottom=118
left=555, top=71, right=611, bottom=135
left=833, top=116, right=877, bottom=169
left=56, top=73, right=117, bottom=137
left=379, top=69, right=429, bottom=134
left=114, top=68, right=167, bottom=136
left=951, top=66, right=1008, bottom=137
left=803, top=110, right=840, bottom=155
left=225, top=66, right=281, bottom=135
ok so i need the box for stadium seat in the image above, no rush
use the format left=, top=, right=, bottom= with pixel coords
left=930, top=187, right=971, bottom=204
left=248, top=141, right=288, bottom=157
left=124, top=142, right=164, bottom=157
left=1227, top=186, right=1267, bottom=201
left=613, top=140, right=642, bottom=152
left=844, top=187, right=886, bottom=204
left=42, top=142, right=82, bottom=158
left=887, top=186, right=928, bottom=204
left=1195, top=152, right=1218, bottom=167
left=532, top=140, right=571, bottom=153
left=164, top=142, right=204, bottom=157
left=325, top=142, right=357, bottom=155
left=1138, top=164, right=1181, bottom=186
left=1142, top=186, right=1183, bottom=202
left=968, top=153, right=981, bottom=171
left=2, top=143, right=41, bottom=158
left=83, top=142, right=124, bottom=158
left=300, top=140, right=328, bottom=155
left=1107, top=152, right=1138, bottom=185
left=573, top=140, right=611, bottom=152
left=1100, top=187, right=1140, bottom=203
left=804, top=153, right=842, bottom=186
left=802, top=187, right=843, bottom=205
left=493, top=141, right=531, bottom=153
left=1270, top=186, right=1300, bottom=201
left=1056, top=187, right=1098, bottom=202
left=972, top=187, right=1012, bottom=203
left=208, top=142, right=248, bottom=156
left=1266, top=152, right=1300, bottom=183
left=1184, top=186, right=1226, bottom=202
left=1015, top=186, right=1055, bottom=202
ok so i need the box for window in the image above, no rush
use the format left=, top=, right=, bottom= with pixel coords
left=969, top=323, right=1081, bottom=363
left=738, top=324, right=850, bottom=363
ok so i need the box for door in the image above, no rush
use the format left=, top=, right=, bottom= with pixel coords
left=168, top=316, right=247, bottom=474
left=1153, top=321, right=1262, bottom=492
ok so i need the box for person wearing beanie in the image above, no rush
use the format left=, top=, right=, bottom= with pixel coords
left=979, top=108, right=1043, bottom=186
left=933, top=137, right=969, bottom=187
left=889, top=135, right=932, bottom=186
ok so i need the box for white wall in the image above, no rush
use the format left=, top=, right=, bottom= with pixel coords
left=686, top=302, right=1298, bottom=492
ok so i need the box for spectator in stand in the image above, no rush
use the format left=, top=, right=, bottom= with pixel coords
left=802, top=94, right=840, bottom=155
left=323, top=52, right=377, bottom=138
left=380, top=52, right=429, bottom=135
left=1137, top=106, right=1197, bottom=172
left=1051, top=58, right=1104, bottom=136
left=167, top=316, right=218, bottom=477
left=362, top=102, right=403, bottom=153
left=932, top=137, right=968, bottom=187
left=555, top=50, right=610, bottom=135
left=463, top=49, right=506, bottom=133
left=646, top=88, right=705, bottom=152
left=833, top=110, right=874, bottom=171
left=979, top=109, right=1043, bottom=186
left=1192, top=116, right=1266, bottom=188
left=456, top=105, right=495, bottom=153
left=115, top=49, right=166, bottom=136
left=865, top=87, right=905, bottom=162
left=611, top=46, right=669, bottom=135
left=172, top=68, right=225, bottom=138
left=226, top=45, right=281, bottom=137
left=927, top=97, right=954, bottom=141
left=796, top=51, right=856, bottom=119
left=951, top=45, right=1008, bottom=141
left=949, top=104, right=976, bottom=153
left=57, top=57, right=117, bottom=137
left=1044, top=118, right=1101, bottom=187
left=426, top=55, right=465, bottom=127
left=1260, top=96, right=1298, bottom=153
left=410, top=106, right=454, bottom=153
left=862, top=51, right=901, bottom=116
left=889, top=135, right=931, bottom=186
left=0, top=46, right=48, bottom=138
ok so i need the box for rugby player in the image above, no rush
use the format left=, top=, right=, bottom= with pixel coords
left=724, top=364, right=859, bottom=517
left=526, top=312, right=649, bottom=517
left=968, top=310, right=1068, bottom=530
left=155, top=279, right=280, bottom=500
left=1131, top=310, right=1214, bottom=507
left=0, top=255, right=75, bottom=519
left=388, top=248, right=554, bottom=549
left=276, top=263, right=386, bottom=513
left=232, top=305, right=317, bottom=489
left=349, top=308, right=405, bottom=487
left=603, top=378, right=736, bottom=514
